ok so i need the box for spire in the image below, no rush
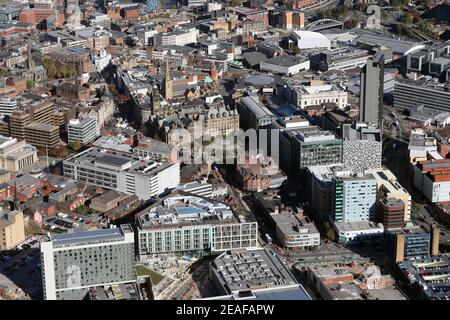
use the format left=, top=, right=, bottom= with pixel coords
left=27, top=38, right=35, bottom=71
left=164, top=60, right=173, bottom=100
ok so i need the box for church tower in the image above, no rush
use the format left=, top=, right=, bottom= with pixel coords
left=27, top=39, right=35, bottom=71
left=210, top=62, right=218, bottom=82
left=163, top=60, right=173, bottom=100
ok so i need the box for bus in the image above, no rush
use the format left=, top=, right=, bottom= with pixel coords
left=265, top=233, right=272, bottom=245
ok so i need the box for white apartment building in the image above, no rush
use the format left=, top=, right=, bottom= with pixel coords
left=136, top=193, right=259, bottom=256
left=67, top=117, right=98, bottom=145
left=40, top=225, right=135, bottom=300
left=154, top=28, right=199, bottom=46
left=0, top=136, right=38, bottom=172
left=287, top=81, right=348, bottom=109
left=63, top=147, right=180, bottom=200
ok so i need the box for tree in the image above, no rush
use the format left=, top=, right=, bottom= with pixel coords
left=26, top=80, right=34, bottom=89
left=402, top=13, right=414, bottom=24
left=71, top=140, right=82, bottom=152
left=292, top=46, right=301, bottom=55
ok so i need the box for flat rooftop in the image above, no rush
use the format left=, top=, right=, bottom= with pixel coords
left=137, top=193, right=236, bottom=229
left=211, top=248, right=299, bottom=294
left=64, top=147, right=173, bottom=177
left=49, top=226, right=126, bottom=247
left=333, top=220, right=383, bottom=232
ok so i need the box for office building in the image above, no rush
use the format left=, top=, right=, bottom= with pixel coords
left=24, top=122, right=60, bottom=148
left=367, top=168, right=411, bottom=225
left=67, top=117, right=98, bottom=146
left=0, top=136, right=38, bottom=172
left=40, top=225, right=135, bottom=300
left=408, top=129, right=439, bottom=164
left=394, top=80, right=450, bottom=112
left=331, top=169, right=377, bottom=223
left=359, top=53, right=384, bottom=126
left=272, top=214, right=320, bottom=250
left=136, top=192, right=258, bottom=256
left=280, top=126, right=342, bottom=175
left=310, top=46, right=372, bottom=72
left=379, top=197, right=406, bottom=230
left=0, top=97, right=18, bottom=117
left=63, top=147, right=180, bottom=200
left=176, top=181, right=213, bottom=198
left=386, top=225, right=431, bottom=263
left=413, top=159, right=450, bottom=203
left=0, top=210, right=25, bottom=250
left=209, top=248, right=311, bottom=299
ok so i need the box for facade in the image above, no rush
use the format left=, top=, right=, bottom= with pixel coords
left=341, top=122, right=382, bottom=172
left=24, top=122, right=60, bottom=148
left=0, top=97, right=18, bottom=117
left=40, top=225, right=135, bottom=300
left=63, top=147, right=180, bottom=200
left=413, top=159, right=450, bottom=203
left=280, top=126, right=342, bottom=174
left=136, top=193, right=258, bottom=256
left=273, top=214, right=320, bottom=250
left=0, top=136, right=37, bottom=172
left=380, top=197, right=405, bottom=230
left=153, top=28, right=199, bottom=46
left=0, top=210, right=25, bottom=250
left=394, top=80, right=450, bottom=112
left=386, top=225, right=431, bottom=263
left=331, top=170, right=377, bottom=223
left=259, top=56, right=310, bottom=76
left=67, top=117, right=98, bottom=146
left=359, top=53, right=384, bottom=126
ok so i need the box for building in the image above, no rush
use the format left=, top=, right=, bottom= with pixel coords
left=63, top=147, right=180, bottom=200
left=333, top=220, right=384, bottom=244
left=153, top=28, right=199, bottom=47
left=280, top=126, right=342, bottom=175
left=0, top=97, right=18, bottom=117
left=273, top=214, right=320, bottom=250
left=413, top=159, right=450, bottom=203
left=135, top=192, right=258, bottom=256
left=238, top=94, right=276, bottom=129
left=398, top=255, right=450, bottom=300
left=386, top=225, right=432, bottom=263
left=380, top=197, right=406, bottom=230
left=394, top=80, right=450, bottom=112
left=90, top=190, right=128, bottom=213
left=0, top=210, right=25, bottom=250
left=341, top=122, right=382, bottom=172
left=310, top=46, right=372, bottom=72
left=289, top=30, right=331, bottom=50
left=93, top=48, right=112, bottom=73
left=330, top=169, right=377, bottom=223
left=209, top=248, right=311, bottom=299
left=408, top=129, right=439, bottom=164
left=287, top=80, right=348, bottom=110
left=367, top=168, right=411, bottom=225
left=0, top=136, right=38, bottom=172
left=40, top=225, right=135, bottom=300
left=259, top=55, right=310, bottom=76
left=359, top=53, right=384, bottom=126
left=24, top=122, right=60, bottom=148
left=176, top=181, right=213, bottom=198
left=67, top=117, right=98, bottom=146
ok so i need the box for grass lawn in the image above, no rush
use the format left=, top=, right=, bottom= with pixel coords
left=135, top=264, right=164, bottom=285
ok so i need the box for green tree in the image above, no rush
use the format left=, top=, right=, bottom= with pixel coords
left=292, top=46, right=301, bottom=55
left=71, top=140, right=82, bottom=152
left=403, top=13, right=414, bottom=24
left=26, top=80, right=34, bottom=89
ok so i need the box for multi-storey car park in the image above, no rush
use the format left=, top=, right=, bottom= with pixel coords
left=63, top=147, right=180, bottom=200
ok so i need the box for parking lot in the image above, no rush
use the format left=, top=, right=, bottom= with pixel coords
left=0, top=237, right=42, bottom=299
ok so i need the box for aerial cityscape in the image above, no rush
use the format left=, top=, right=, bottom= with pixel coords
left=0, top=0, right=450, bottom=304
